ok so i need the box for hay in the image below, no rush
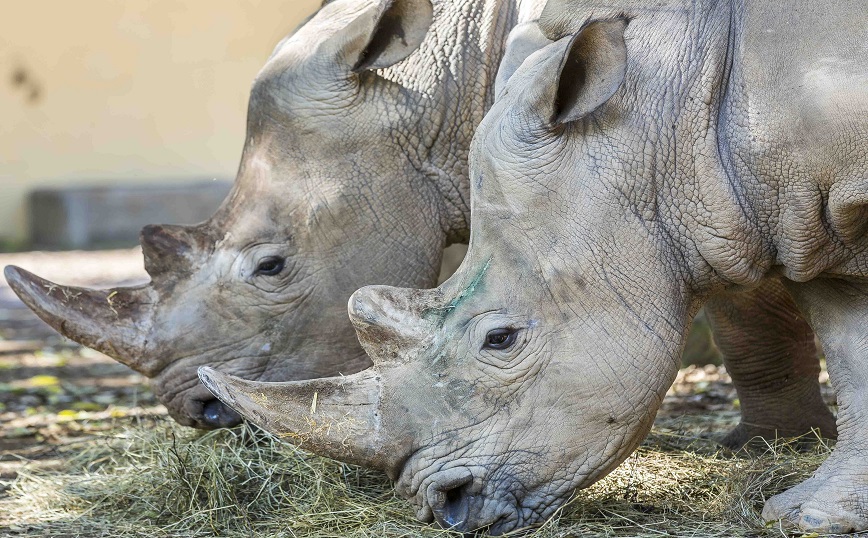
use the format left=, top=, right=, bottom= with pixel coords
left=2, top=417, right=442, bottom=537
left=0, top=411, right=844, bottom=538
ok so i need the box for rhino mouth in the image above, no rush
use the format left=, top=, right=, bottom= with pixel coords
left=201, top=399, right=243, bottom=428
left=425, top=468, right=517, bottom=533
left=393, top=460, right=538, bottom=535
left=396, top=446, right=584, bottom=536
left=175, top=381, right=245, bottom=428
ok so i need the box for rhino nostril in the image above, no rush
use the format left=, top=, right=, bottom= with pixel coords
left=428, top=472, right=475, bottom=531
left=445, top=485, right=463, bottom=505
left=436, top=490, right=469, bottom=529
left=202, top=399, right=242, bottom=428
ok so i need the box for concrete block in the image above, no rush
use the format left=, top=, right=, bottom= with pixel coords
left=28, top=180, right=232, bottom=249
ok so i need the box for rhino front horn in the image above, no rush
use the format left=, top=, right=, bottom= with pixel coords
left=198, top=366, right=409, bottom=477
left=3, top=265, right=159, bottom=376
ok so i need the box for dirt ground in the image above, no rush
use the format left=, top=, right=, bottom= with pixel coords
left=0, top=249, right=840, bottom=537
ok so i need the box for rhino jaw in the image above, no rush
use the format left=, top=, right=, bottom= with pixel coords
left=4, top=265, right=158, bottom=376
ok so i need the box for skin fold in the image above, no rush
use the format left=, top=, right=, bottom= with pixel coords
left=202, top=0, right=867, bottom=534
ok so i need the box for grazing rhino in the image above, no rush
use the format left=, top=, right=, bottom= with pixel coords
left=199, top=0, right=867, bottom=534
left=4, top=0, right=834, bottom=445
left=3, top=0, right=552, bottom=428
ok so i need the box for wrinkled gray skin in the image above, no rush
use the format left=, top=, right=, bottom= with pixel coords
left=200, top=0, right=867, bottom=534
left=3, top=0, right=837, bottom=448
left=3, top=0, right=554, bottom=428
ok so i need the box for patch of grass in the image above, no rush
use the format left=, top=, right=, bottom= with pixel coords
left=538, top=434, right=832, bottom=538
left=1, top=413, right=839, bottom=538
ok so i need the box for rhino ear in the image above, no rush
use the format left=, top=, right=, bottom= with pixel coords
left=345, top=0, right=433, bottom=72
left=495, top=22, right=553, bottom=101
left=550, top=17, right=629, bottom=124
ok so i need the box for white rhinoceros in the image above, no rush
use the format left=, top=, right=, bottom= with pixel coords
left=199, top=0, right=867, bottom=534
left=3, top=0, right=544, bottom=427
left=4, top=0, right=833, bottom=448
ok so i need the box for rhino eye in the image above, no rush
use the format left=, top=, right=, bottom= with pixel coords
left=255, top=256, right=285, bottom=276
left=483, top=328, right=518, bottom=350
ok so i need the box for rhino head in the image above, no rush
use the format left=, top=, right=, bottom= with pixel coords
left=200, top=18, right=709, bottom=533
left=3, top=0, right=457, bottom=429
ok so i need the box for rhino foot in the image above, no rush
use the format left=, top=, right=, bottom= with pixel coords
left=719, top=424, right=782, bottom=451
left=719, top=416, right=836, bottom=451
left=762, top=466, right=868, bottom=533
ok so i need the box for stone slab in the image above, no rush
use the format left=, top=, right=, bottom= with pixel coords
left=28, top=180, right=232, bottom=249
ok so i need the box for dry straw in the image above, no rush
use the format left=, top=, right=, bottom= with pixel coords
left=1, top=412, right=838, bottom=538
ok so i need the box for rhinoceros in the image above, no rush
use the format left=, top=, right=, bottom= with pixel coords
left=3, top=0, right=552, bottom=428
left=3, top=0, right=832, bottom=445
left=199, top=0, right=867, bottom=534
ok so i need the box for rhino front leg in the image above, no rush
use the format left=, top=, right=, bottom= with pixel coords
left=705, top=278, right=836, bottom=449
left=762, top=278, right=868, bottom=533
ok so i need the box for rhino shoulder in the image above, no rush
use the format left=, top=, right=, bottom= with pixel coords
left=720, top=0, right=868, bottom=280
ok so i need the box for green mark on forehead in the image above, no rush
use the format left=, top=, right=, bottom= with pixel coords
left=424, top=258, right=491, bottom=325
left=448, top=257, right=491, bottom=311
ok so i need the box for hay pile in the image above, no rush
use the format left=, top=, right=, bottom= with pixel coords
left=1, top=409, right=835, bottom=538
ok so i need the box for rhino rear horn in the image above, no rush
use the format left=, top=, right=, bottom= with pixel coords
left=140, top=224, right=205, bottom=279
left=348, top=285, right=437, bottom=363
left=3, top=265, right=159, bottom=376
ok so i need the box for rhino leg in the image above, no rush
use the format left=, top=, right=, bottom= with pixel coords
left=705, top=278, right=836, bottom=449
left=762, top=278, right=868, bottom=534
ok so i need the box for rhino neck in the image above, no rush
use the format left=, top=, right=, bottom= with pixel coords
left=664, top=0, right=774, bottom=292
left=539, top=0, right=768, bottom=296
left=381, top=0, right=544, bottom=245
left=620, top=0, right=768, bottom=294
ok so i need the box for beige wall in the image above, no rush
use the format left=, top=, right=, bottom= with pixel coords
left=0, top=1, right=321, bottom=244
